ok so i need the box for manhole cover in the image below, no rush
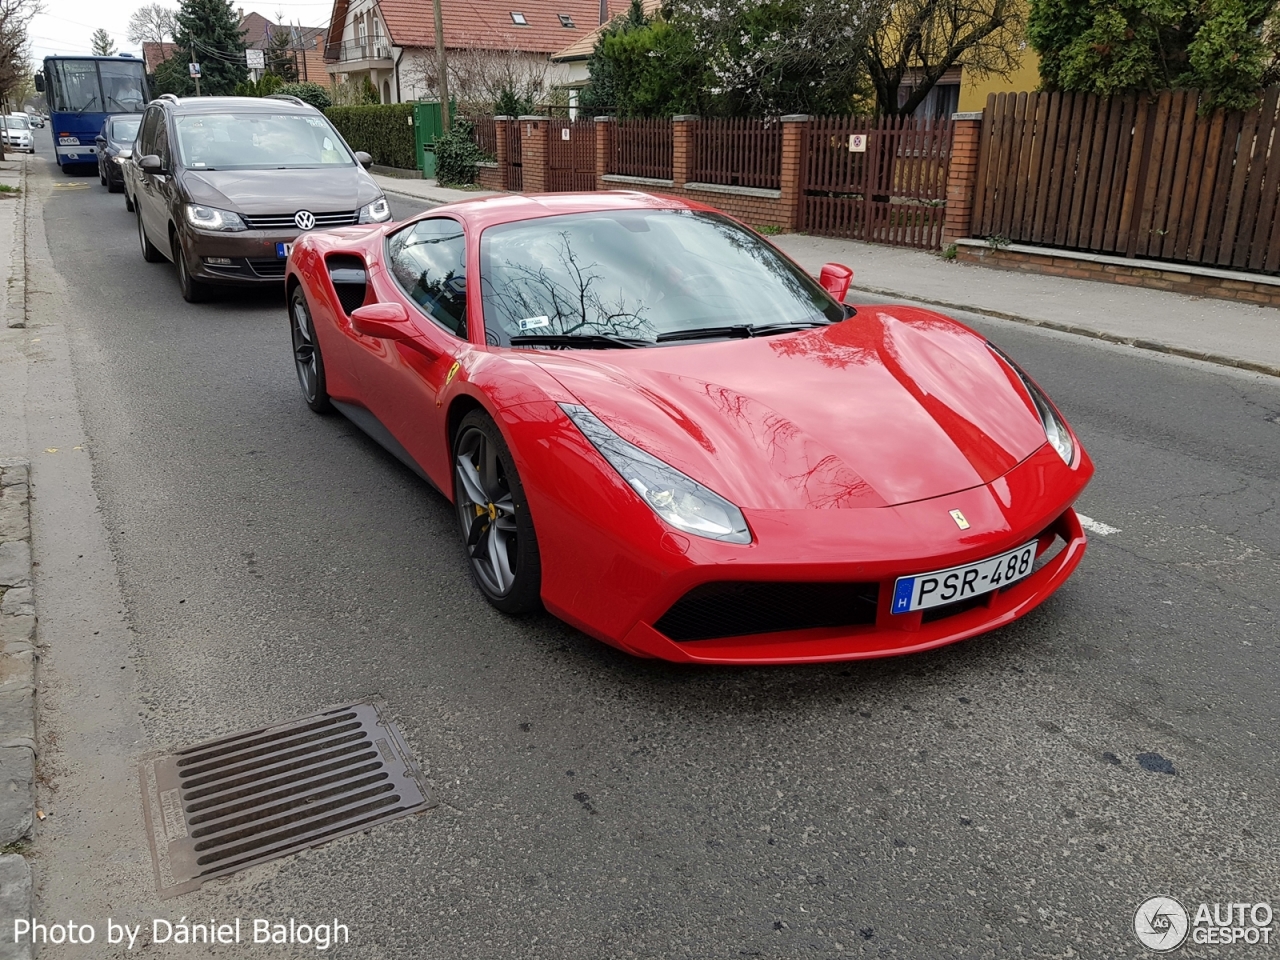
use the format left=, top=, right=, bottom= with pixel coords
left=141, top=701, right=433, bottom=898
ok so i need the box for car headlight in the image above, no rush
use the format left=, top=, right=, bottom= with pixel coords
left=185, top=204, right=247, bottom=232
left=357, top=196, right=391, bottom=223
left=988, top=343, right=1075, bottom=465
left=112, top=155, right=127, bottom=165
left=561, top=403, right=752, bottom=544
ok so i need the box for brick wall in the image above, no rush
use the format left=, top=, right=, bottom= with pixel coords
left=957, top=243, right=1280, bottom=308
left=942, top=113, right=982, bottom=246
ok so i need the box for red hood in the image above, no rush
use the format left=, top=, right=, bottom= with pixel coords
left=531, top=307, right=1051, bottom=510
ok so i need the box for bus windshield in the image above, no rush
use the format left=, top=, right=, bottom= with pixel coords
left=48, top=58, right=147, bottom=115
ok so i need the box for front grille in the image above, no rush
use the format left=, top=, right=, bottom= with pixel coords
left=140, top=702, right=433, bottom=898
left=920, top=593, right=991, bottom=623
left=656, top=581, right=879, bottom=642
left=241, top=210, right=358, bottom=229
left=247, top=258, right=288, bottom=278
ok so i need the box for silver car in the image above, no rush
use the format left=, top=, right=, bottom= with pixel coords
left=2, top=115, right=33, bottom=153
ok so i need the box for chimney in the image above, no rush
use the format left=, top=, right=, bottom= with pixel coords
left=599, top=0, right=607, bottom=25
left=237, top=7, right=244, bottom=18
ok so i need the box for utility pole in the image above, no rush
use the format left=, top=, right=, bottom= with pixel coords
left=190, top=51, right=202, bottom=96
left=432, top=0, right=449, bottom=131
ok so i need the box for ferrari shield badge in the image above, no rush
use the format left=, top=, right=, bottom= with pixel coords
left=949, top=509, right=970, bottom=530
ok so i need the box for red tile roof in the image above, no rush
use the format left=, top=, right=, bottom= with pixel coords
left=326, top=0, right=630, bottom=57
left=551, top=0, right=659, bottom=61
left=142, top=41, right=179, bottom=72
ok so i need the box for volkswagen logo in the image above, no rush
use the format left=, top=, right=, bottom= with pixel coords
left=294, top=210, right=316, bottom=230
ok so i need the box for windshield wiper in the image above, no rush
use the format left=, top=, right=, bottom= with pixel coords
left=655, top=321, right=827, bottom=343
left=508, top=333, right=651, bottom=349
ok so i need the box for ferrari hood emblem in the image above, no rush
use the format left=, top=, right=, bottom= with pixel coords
left=949, top=509, right=970, bottom=530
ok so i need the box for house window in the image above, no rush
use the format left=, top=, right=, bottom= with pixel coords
left=558, top=13, right=574, bottom=27
left=510, top=11, right=527, bottom=24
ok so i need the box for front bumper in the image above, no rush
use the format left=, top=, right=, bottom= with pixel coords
left=526, top=431, right=1093, bottom=664
left=180, top=226, right=309, bottom=285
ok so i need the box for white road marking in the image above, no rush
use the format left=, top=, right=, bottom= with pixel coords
left=1077, top=513, right=1121, bottom=536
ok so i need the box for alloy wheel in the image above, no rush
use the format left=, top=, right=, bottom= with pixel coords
left=454, top=426, right=520, bottom=598
left=290, top=295, right=318, bottom=402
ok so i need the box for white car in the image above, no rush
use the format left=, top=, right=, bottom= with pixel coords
left=2, top=115, right=33, bottom=153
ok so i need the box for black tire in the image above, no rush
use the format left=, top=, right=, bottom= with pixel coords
left=288, top=285, right=333, bottom=414
left=107, top=178, right=122, bottom=194
left=173, top=233, right=209, bottom=303
left=453, top=411, right=542, bottom=614
left=137, top=207, right=163, bottom=262
left=125, top=189, right=134, bottom=213
left=99, top=166, right=107, bottom=186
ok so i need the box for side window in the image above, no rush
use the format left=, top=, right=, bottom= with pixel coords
left=138, top=107, right=158, bottom=156
left=154, top=113, right=171, bottom=169
left=387, top=218, right=467, bottom=337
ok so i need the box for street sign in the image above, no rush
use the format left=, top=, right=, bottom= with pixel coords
left=188, top=62, right=201, bottom=78
left=245, top=48, right=265, bottom=69
left=848, top=133, right=867, bottom=153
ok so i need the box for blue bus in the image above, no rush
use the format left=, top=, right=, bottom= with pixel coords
left=36, top=55, right=149, bottom=173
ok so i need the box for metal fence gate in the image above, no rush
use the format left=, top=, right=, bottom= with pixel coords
left=548, top=119, right=596, bottom=192
left=802, top=115, right=953, bottom=248
left=505, top=122, right=523, bottom=192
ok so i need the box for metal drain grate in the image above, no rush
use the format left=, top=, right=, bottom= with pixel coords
left=141, top=701, right=433, bottom=898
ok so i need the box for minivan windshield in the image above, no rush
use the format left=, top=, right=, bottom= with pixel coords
left=479, top=210, right=845, bottom=347
left=174, top=113, right=353, bottom=170
left=109, top=115, right=141, bottom=142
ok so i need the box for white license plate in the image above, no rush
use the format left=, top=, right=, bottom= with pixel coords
left=891, top=541, right=1037, bottom=614
left=276, top=242, right=293, bottom=259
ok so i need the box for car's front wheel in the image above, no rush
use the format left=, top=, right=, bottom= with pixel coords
left=453, top=411, right=542, bottom=614
left=172, top=234, right=209, bottom=303
left=288, top=285, right=332, bottom=414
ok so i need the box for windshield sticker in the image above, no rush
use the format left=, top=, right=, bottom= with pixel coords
left=306, top=117, right=327, bottom=127
left=518, top=316, right=551, bottom=331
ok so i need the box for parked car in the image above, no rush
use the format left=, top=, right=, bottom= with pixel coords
left=284, top=192, right=1094, bottom=664
left=2, top=115, right=33, bottom=153
left=96, top=113, right=141, bottom=193
left=29, top=114, right=44, bottom=128
left=128, top=93, right=389, bottom=302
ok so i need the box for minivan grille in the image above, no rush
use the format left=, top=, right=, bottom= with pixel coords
left=242, top=210, right=358, bottom=229
left=655, top=581, right=880, bottom=642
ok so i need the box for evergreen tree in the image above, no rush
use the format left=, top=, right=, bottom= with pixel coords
left=265, top=23, right=298, bottom=82
left=171, top=0, right=247, bottom=96
left=91, top=28, right=117, bottom=56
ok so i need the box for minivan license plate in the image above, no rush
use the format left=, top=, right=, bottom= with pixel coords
left=276, top=242, right=293, bottom=259
left=891, top=541, right=1038, bottom=614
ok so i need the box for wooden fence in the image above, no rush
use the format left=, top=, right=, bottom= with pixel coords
left=611, top=118, right=673, bottom=180
left=801, top=114, right=952, bottom=248
left=548, top=119, right=597, bottom=192
left=973, top=88, right=1280, bottom=274
left=691, top=118, right=783, bottom=190
left=469, top=115, right=497, bottom=159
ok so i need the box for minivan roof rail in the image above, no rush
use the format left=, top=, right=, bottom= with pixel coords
left=157, top=93, right=181, bottom=104
left=265, top=94, right=308, bottom=107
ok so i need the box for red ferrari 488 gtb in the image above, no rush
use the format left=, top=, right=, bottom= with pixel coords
left=285, top=191, right=1093, bottom=664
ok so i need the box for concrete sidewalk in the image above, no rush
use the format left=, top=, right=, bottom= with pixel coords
left=372, top=174, right=499, bottom=206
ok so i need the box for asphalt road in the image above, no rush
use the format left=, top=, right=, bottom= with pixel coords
left=22, top=126, right=1280, bottom=958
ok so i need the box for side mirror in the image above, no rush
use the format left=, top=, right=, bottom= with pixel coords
left=95, top=136, right=106, bottom=145
left=819, top=262, right=853, bottom=302
left=350, top=301, right=412, bottom=339
left=354, top=151, right=372, bottom=169
left=139, top=154, right=163, bottom=174
left=33, top=72, right=44, bottom=93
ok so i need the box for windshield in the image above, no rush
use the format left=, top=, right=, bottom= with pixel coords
left=98, top=60, right=147, bottom=113
left=174, top=113, right=353, bottom=170
left=109, top=115, right=141, bottom=141
left=479, top=210, right=844, bottom=346
left=5, top=116, right=28, bottom=130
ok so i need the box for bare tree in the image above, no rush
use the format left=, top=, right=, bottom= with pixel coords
left=126, top=3, right=177, bottom=47
left=864, top=0, right=1024, bottom=117
left=405, top=41, right=549, bottom=114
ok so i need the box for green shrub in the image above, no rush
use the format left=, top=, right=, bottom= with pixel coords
left=325, top=104, right=416, bottom=169
left=234, top=73, right=283, bottom=98
left=276, top=82, right=331, bottom=110
left=434, top=118, right=484, bottom=186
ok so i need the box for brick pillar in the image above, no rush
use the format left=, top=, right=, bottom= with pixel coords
left=594, top=116, right=613, bottom=190
left=672, top=115, right=697, bottom=188
left=942, top=111, right=984, bottom=247
left=779, top=114, right=809, bottom=233
left=519, top=115, right=550, bottom=193
left=493, top=116, right=512, bottom=190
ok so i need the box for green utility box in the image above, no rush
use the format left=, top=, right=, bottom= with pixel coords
left=413, top=101, right=455, bottom=178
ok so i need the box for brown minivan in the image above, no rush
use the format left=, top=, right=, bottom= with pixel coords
left=127, top=94, right=392, bottom=302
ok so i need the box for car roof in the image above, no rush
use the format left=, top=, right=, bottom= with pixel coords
left=426, top=190, right=721, bottom=231
left=152, top=96, right=317, bottom=116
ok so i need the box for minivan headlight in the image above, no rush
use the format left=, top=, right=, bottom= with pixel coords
left=988, top=343, right=1075, bottom=465
left=561, top=404, right=752, bottom=543
left=357, top=196, right=391, bottom=223
left=185, top=204, right=247, bottom=232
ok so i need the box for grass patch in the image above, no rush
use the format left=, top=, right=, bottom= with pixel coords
left=0, top=184, right=20, bottom=195
left=756, top=224, right=783, bottom=236
left=941, top=243, right=958, bottom=260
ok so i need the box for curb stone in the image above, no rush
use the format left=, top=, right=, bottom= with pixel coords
left=0, top=854, right=33, bottom=960
left=4, top=159, right=26, bottom=330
